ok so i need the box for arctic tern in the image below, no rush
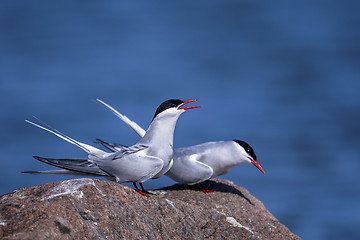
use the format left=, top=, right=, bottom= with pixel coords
left=95, top=103, right=265, bottom=189
left=96, top=99, right=201, bottom=179
left=23, top=99, right=200, bottom=196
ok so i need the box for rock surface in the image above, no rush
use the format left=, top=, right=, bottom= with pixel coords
left=0, top=178, right=300, bottom=239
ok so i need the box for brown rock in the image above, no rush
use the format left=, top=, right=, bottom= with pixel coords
left=0, top=178, right=301, bottom=239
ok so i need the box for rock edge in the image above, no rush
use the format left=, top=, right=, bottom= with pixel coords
left=0, top=178, right=300, bottom=239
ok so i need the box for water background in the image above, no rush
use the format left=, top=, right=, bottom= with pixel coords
left=1, top=1, right=360, bottom=239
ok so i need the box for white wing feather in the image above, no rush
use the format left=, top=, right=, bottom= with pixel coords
left=96, top=99, right=146, bottom=137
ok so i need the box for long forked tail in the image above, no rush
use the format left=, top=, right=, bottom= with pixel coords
left=23, top=169, right=97, bottom=176
left=96, top=99, right=146, bottom=137
left=23, top=156, right=111, bottom=177
left=26, top=117, right=104, bottom=154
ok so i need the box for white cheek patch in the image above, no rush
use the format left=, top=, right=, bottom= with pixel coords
left=156, top=108, right=181, bottom=119
left=233, top=142, right=252, bottom=163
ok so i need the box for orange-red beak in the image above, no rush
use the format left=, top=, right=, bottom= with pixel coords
left=178, top=99, right=201, bottom=110
left=249, top=157, right=265, bottom=174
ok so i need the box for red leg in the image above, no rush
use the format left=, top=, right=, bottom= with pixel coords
left=133, top=182, right=149, bottom=197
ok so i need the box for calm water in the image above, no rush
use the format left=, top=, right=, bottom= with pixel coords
left=1, top=1, right=360, bottom=239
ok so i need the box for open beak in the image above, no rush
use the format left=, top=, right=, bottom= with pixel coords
left=249, top=157, right=265, bottom=174
left=178, top=99, right=201, bottom=110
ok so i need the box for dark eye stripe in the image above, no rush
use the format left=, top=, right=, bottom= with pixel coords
left=153, top=99, right=184, bottom=119
left=232, top=139, right=257, bottom=161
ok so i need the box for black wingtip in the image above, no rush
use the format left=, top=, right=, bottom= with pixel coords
left=21, top=171, right=37, bottom=174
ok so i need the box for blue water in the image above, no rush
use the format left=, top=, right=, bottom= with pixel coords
left=1, top=1, right=360, bottom=239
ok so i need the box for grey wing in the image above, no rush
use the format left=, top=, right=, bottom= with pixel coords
left=24, top=156, right=112, bottom=177
left=98, top=154, right=164, bottom=183
left=111, top=144, right=149, bottom=159
left=166, top=151, right=213, bottom=185
left=95, top=138, right=127, bottom=152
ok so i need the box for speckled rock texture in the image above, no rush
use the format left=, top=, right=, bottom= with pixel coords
left=0, top=178, right=300, bottom=239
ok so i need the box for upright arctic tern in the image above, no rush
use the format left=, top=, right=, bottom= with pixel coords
left=96, top=98, right=201, bottom=179
left=23, top=99, right=200, bottom=196
left=95, top=103, right=265, bottom=188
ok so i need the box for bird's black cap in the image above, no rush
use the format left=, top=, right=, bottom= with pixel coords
left=153, top=99, right=184, bottom=119
left=232, top=140, right=257, bottom=161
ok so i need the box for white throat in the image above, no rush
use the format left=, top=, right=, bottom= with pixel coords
left=139, top=109, right=183, bottom=161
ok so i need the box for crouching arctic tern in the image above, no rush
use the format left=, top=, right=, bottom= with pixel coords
left=95, top=103, right=265, bottom=189
left=23, top=99, right=200, bottom=196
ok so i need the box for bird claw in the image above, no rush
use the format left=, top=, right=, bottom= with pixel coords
left=199, top=189, right=214, bottom=193
left=192, top=184, right=214, bottom=193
